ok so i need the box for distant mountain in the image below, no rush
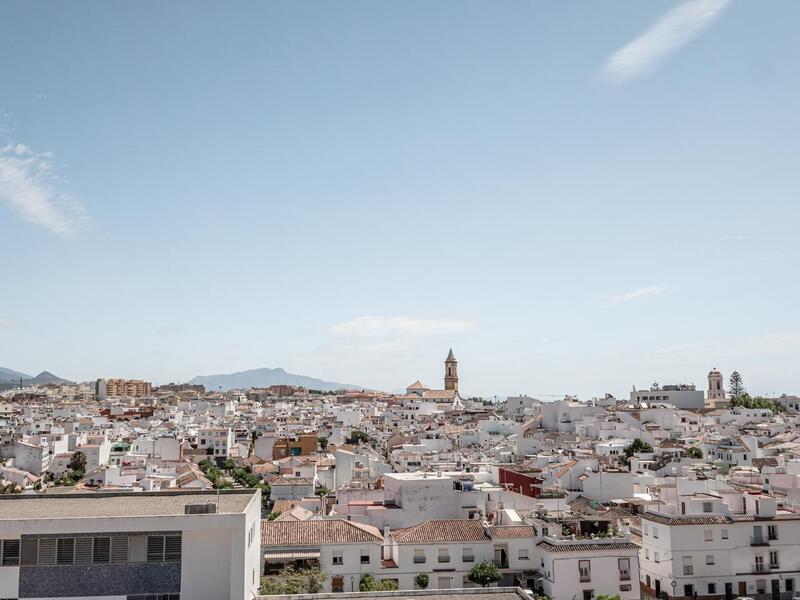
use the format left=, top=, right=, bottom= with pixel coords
left=188, top=367, right=364, bottom=392
left=26, top=371, right=73, bottom=385
left=0, top=367, right=32, bottom=382
left=0, top=367, right=72, bottom=385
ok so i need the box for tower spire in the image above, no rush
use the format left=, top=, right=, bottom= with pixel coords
left=444, top=349, right=458, bottom=392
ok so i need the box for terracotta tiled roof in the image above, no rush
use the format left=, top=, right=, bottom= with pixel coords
left=269, top=476, right=314, bottom=486
left=490, top=526, right=537, bottom=539
left=392, top=520, right=489, bottom=544
left=643, top=513, right=734, bottom=526
left=261, top=519, right=383, bottom=545
left=537, top=540, right=640, bottom=553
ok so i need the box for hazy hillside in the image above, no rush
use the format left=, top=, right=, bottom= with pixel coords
left=188, top=367, right=364, bottom=392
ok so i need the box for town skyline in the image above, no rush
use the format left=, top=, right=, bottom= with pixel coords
left=2, top=2, right=800, bottom=399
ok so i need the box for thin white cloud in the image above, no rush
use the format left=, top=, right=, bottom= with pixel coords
left=599, top=0, right=731, bottom=83
left=0, top=316, right=19, bottom=329
left=0, top=142, right=87, bottom=235
left=328, top=316, right=476, bottom=338
left=605, top=286, right=667, bottom=305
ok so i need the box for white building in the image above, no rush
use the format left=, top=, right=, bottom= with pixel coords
left=640, top=489, right=800, bottom=600
left=0, top=489, right=262, bottom=600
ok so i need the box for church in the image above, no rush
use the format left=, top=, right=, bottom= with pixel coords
left=400, top=349, right=464, bottom=412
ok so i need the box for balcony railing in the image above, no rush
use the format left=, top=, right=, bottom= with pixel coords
left=751, top=536, right=769, bottom=546
left=754, top=563, right=766, bottom=573
left=620, top=570, right=631, bottom=581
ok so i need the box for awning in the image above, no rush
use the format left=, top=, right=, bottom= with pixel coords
left=264, top=550, right=321, bottom=561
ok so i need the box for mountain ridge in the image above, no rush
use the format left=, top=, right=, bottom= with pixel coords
left=187, top=367, right=366, bottom=392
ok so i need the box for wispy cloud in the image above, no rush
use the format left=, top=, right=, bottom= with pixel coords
left=605, top=286, right=667, bottom=305
left=599, top=0, right=731, bottom=83
left=328, top=316, right=476, bottom=338
left=0, top=142, right=87, bottom=235
left=0, top=316, right=20, bottom=329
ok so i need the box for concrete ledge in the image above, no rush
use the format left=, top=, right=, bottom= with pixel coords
left=256, top=586, right=530, bottom=600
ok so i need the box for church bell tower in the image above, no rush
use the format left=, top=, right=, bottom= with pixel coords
left=444, top=349, right=458, bottom=392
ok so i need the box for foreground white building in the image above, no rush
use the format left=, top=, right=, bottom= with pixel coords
left=0, top=489, right=262, bottom=600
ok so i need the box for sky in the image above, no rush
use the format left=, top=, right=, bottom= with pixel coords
left=1, top=1, right=799, bottom=399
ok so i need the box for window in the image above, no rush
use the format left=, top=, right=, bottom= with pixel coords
left=57, top=538, right=75, bottom=565
left=654, top=552, right=660, bottom=564
left=706, top=554, right=715, bottom=565
left=645, top=549, right=649, bottom=560
left=708, top=584, right=717, bottom=595
left=721, top=529, right=728, bottom=540
left=755, top=555, right=764, bottom=572
left=413, top=549, right=425, bottom=564
left=652, top=527, right=659, bottom=539
left=93, top=537, right=110, bottom=563
left=770, top=551, right=779, bottom=569
left=462, top=548, right=474, bottom=563
left=332, top=551, right=343, bottom=566
left=787, top=579, right=795, bottom=592
left=643, top=524, right=649, bottom=536
left=111, top=537, right=129, bottom=563
left=620, top=585, right=632, bottom=592
left=360, top=550, right=370, bottom=565
left=147, top=536, right=165, bottom=563
left=164, top=536, right=181, bottom=562
left=683, top=556, right=693, bottom=576
left=1, top=540, right=20, bottom=566
left=703, top=502, right=713, bottom=513
left=579, top=560, right=591, bottom=582
left=704, top=529, right=713, bottom=541
left=518, top=549, right=529, bottom=560
left=619, top=558, right=631, bottom=581
left=768, top=525, right=778, bottom=541
left=438, top=548, right=450, bottom=563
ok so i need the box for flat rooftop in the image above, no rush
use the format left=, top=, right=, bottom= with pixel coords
left=0, top=489, right=256, bottom=520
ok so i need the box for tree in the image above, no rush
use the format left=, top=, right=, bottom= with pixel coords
left=259, top=565, right=327, bottom=595
left=467, top=561, right=502, bottom=588
left=68, top=451, right=87, bottom=474
left=266, top=511, right=281, bottom=520
left=415, top=574, right=429, bottom=589
left=729, top=371, right=745, bottom=400
left=359, top=574, right=398, bottom=592
left=318, top=437, right=329, bottom=452
left=347, top=430, right=372, bottom=445
left=315, top=486, right=332, bottom=497
left=687, top=447, right=703, bottom=459
left=621, top=438, right=653, bottom=465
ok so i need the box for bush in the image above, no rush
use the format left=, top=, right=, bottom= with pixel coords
left=415, top=574, right=429, bottom=589
left=260, top=565, right=326, bottom=595
left=359, top=574, right=398, bottom=592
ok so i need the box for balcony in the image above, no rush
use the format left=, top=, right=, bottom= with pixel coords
left=754, top=563, right=766, bottom=573
left=751, top=536, right=769, bottom=547
left=620, top=570, right=631, bottom=581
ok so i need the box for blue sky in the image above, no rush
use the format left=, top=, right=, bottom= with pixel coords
left=1, top=1, right=799, bottom=398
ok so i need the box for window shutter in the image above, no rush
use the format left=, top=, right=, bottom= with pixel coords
left=110, top=536, right=129, bottom=563
left=74, top=538, right=93, bottom=564
left=20, top=539, right=38, bottom=566
left=38, top=538, right=56, bottom=565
